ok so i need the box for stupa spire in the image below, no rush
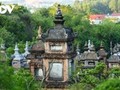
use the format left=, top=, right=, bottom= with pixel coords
left=56, top=4, right=62, bottom=16
left=90, top=42, right=95, bottom=51
left=37, top=26, right=42, bottom=40
left=88, top=40, right=91, bottom=49
left=24, top=41, right=30, bottom=56
left=100, top=41, right=104, bottom=49
left=14, top=43, right=20, bottom=55
left=53, top=4, right=65, bottom=25
left=76, top=43, right=80, bottom=55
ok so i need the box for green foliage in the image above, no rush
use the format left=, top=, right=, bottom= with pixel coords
left=69, top=83, right=92, bottom=90
left=109, top=67, right=120, bottom=78
left=91, top=2, right=112, bottom=14
left=73, top=0, right=120, bottom=13
left=95, top=78, right=120, bottom=90
left=70, top=62, right=120, bottom=90
left=32, top=9, right=53, bottom=33
left=0, top=27, right=15, bottom=46
left=0, top=5, right=35, bottom=47
left=70, top=62, right=107, bottom=90
left=1, top=3, right=120, bottom=52
left=0, top=63, right=41, bottom=90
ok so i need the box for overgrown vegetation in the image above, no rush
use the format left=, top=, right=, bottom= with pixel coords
left=70, top=62, right=120, bottom=90
left=0, top=62, right=41, bottom=90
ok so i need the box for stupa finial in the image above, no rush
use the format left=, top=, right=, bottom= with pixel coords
left=14, top=43, right=20, bottom=55
left=56, top=4, right=62, bottom=16
left=54, top=4, right=64, bottom=25
left=37, top=26, right=42, bottom=39
left=100, top=41, right=104, bottom=49
left=76, top=43, right=80, bottom=55
left=23, top=41, right=30, bottom=56
left=88, top=40, right=91, bottom=50
left=110, top=41, right=113, bottom=55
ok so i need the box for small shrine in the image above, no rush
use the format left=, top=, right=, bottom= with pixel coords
left=107, top=43, right=120, bottom=68
left=11, top=42, right=30, bottom=69
left=78, top=40, right=99, bottom=69
left=12, top=43, right=24, bottom=68
left=27, top=26, right=45, bottom=80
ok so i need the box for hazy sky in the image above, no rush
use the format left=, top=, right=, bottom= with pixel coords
left=0, top=0, right=75, bottom=5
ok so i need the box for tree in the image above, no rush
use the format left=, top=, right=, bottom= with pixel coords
left=91, top=2, right=111, bottom=14
left=109, top=0, right=120, bottom=12
left=70, top=62, right=106, bottom=90
left=0, top=62, right=41, bottom=90
left=95, top=78, right=120, bottom=90
left=0, top=27, right=15, bottom=46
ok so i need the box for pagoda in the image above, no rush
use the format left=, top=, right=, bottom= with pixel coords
left=27, top=26, right=45, bottom=80
left=27, top=5, right=76, bottom=88
left=79, top=40, right=99, bottom=69
left=42, top=4, right=76, bottom=88
left=43, top=5, right=76, bottom=87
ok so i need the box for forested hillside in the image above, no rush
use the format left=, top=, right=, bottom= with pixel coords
left=74, top=0, right=120, bottom=14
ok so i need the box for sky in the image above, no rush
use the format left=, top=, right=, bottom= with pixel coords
left=0, top=0, right=76, bottom=7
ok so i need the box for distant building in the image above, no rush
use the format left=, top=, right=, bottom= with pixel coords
left=11, top=42, right=30, bottom=69
left=106, top=13, right=120, bottom=23
left=89, top=13, right=120, bottom=24
left=89, top=14, right=105, bottom=24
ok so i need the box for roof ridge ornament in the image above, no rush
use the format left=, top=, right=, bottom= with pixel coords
left=76, top=43, right=80, bottom=55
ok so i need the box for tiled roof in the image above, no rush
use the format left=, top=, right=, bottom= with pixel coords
left=80, top=51, right=98, bottom=60
left=89, top=14, right=105, bottom=20
left=30, top=40, right=44, bottom=51
left=107, top=55, right=120, bottom=62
